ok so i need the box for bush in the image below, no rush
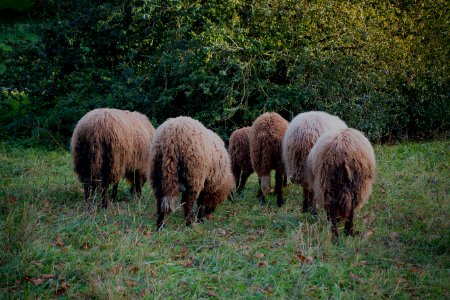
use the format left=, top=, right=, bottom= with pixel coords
left=0, top=0, right=448, bottom=147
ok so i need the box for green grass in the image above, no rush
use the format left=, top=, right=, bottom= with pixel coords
left=0, top=140, right=449, bottom=298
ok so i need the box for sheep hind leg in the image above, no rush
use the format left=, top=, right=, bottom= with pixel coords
left=101, top=185, right=109, bottom=209
left=233, top=166, right=241, bottom=193
left=182, top=190, right=198, bottom=226
left=302, top=187, right=311, bottom=213
left=275, top=170, right=284, bottom=207
left=329, top=198, right=339, bottom=241
left=156, top=197, right=165, bottom=230
left=196, top=192, right=206, bottom=223
left=237, top=171, right=252, bottom=194
left=345, top=210, right=355, bottom=236
left=111, top=183, right=119, bottom=202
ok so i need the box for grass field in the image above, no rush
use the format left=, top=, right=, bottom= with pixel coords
left=0, top=140, right=449, bottom=298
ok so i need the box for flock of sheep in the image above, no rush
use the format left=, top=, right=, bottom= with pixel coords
left=71, top=108, right=376, bottom=239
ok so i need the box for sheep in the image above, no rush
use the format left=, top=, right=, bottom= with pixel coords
left=249, top=112, right=288, bottom=206
left=282, top=111, right=347, bottom=213
left=306, top=128, right=376, bottom=239
left=228, top=127, right=254, bottom=194
left=148, top=116, right=234, bottom=229
left=71, top=108, right=155, bottom=208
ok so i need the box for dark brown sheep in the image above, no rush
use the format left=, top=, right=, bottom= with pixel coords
left=249, top=112, right=288, bottom=206
left=228, top=127, right=254, bottom=194
left=71, top=108, right=155, bottom=208
left=307, top=128, right=376, bottom=239
left=148, top=116, right=234, bottom=229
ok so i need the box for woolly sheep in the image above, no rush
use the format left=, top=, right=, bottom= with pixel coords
left=71, top=108, right=155, bottom=208
left=148, top=116, right=234, bottom=229
left=306, top=128, right=376, bottom=239
left=228, top=127, right=254, bottom=194
left=282, top=111, right=347, bottom=213
left=249, top=112, right=288, bottom=206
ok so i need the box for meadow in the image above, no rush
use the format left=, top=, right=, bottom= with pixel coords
left=0, top=140, right=448, bottom=299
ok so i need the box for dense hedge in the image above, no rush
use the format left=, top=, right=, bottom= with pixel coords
left=0, top=0, right=448, bottom=147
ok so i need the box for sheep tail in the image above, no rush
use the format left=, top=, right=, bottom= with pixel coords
left=161, top=143, right=180, bottom=213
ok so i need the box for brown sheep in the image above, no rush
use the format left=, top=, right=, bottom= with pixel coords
left=228, top=127, right=254, bottom=194
left=306, top=128, right=376, bottom=239
left=71, top=108, right=154, bottom=208
left=282, top=111, right=347, bottom=213
left=148, top=116, right=234, bottom=229
left=249, top=112, right=288, bottom=206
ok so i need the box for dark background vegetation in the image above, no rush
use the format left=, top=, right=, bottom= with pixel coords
left=0, top=0, right=448, bottom=148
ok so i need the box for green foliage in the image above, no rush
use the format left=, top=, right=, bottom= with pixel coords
left=0, top=0, right=35, bottom=12
left=0, top=0, right=448, bottom=147
left=0, top=141, right=449, bottom=297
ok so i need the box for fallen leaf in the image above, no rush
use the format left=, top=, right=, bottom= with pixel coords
left=264, top=286, right=273, bottom=295
left=255, top=253, right=265, bottom=259
left=397, top=277, right=407, bottom=284
left=55, top=281, right=70, bottom=296
left=296, top=254, right=306, bottom=263
left=207, top=291, right=218, bottom=297
left=356, top=260, right=367, bottom=267
left=31, top=278, right=44, bottom=286
left=363, top=230, right=373, bottom=239
left=350, top=272, right=360, bottom=280
left=206, top=214, right=214, bottom=220
left=257, top=261, right=267, bottom=267
left=55, top=235, right=64, bottom=247
left=217, top=228, right=227, bottom=236
left=128, top=265, right=140, bottom=274
left=409, top=266, right=425, bottom=276
left=139, top=287, right=153, bottom=296
left=390, top=232, right=400, bottom=239
left=184, top=260, right=193, bottom=268
left=111, top=264, right=122, bottom=275
left=306, top=256, right=314, bottom=264
left=126, top=280, right=137, bottom=287
left=31, top=260, right=42, bottom=267
left=41, top=274, right=54, bottom=279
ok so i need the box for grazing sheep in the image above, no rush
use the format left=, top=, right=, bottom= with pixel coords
left=282, top=111, right=347, bottom=213
left=228, top=127, right=253, bottom=194
left=306, top=128, right=376, bottom=239
left=249, top=112, right=288, bottom=206
left=71, top=108, right=154, bottom=208
left=148, top=116, right=234, bottom=229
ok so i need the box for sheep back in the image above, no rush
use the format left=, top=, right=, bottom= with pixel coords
left=282, top=111, right=347, bottom=186
left=307, top=128, right=376, bottom=216
left=228, top=127, right=253, bottom=178
left=71, top=108, right=154, bottom=188
left=249, top=112, right=288, bottom=194
left=148, top=116, right=233, bottom=214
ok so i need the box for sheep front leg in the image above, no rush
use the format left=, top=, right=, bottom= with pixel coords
left=275, top=170, right=284, bottom=207
left=111, top=183, right=118, bottom=202
left=257, top=177, right=265, bottom=204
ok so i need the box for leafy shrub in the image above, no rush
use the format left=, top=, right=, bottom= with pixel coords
left=0, top=0, right=448, bottom=147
